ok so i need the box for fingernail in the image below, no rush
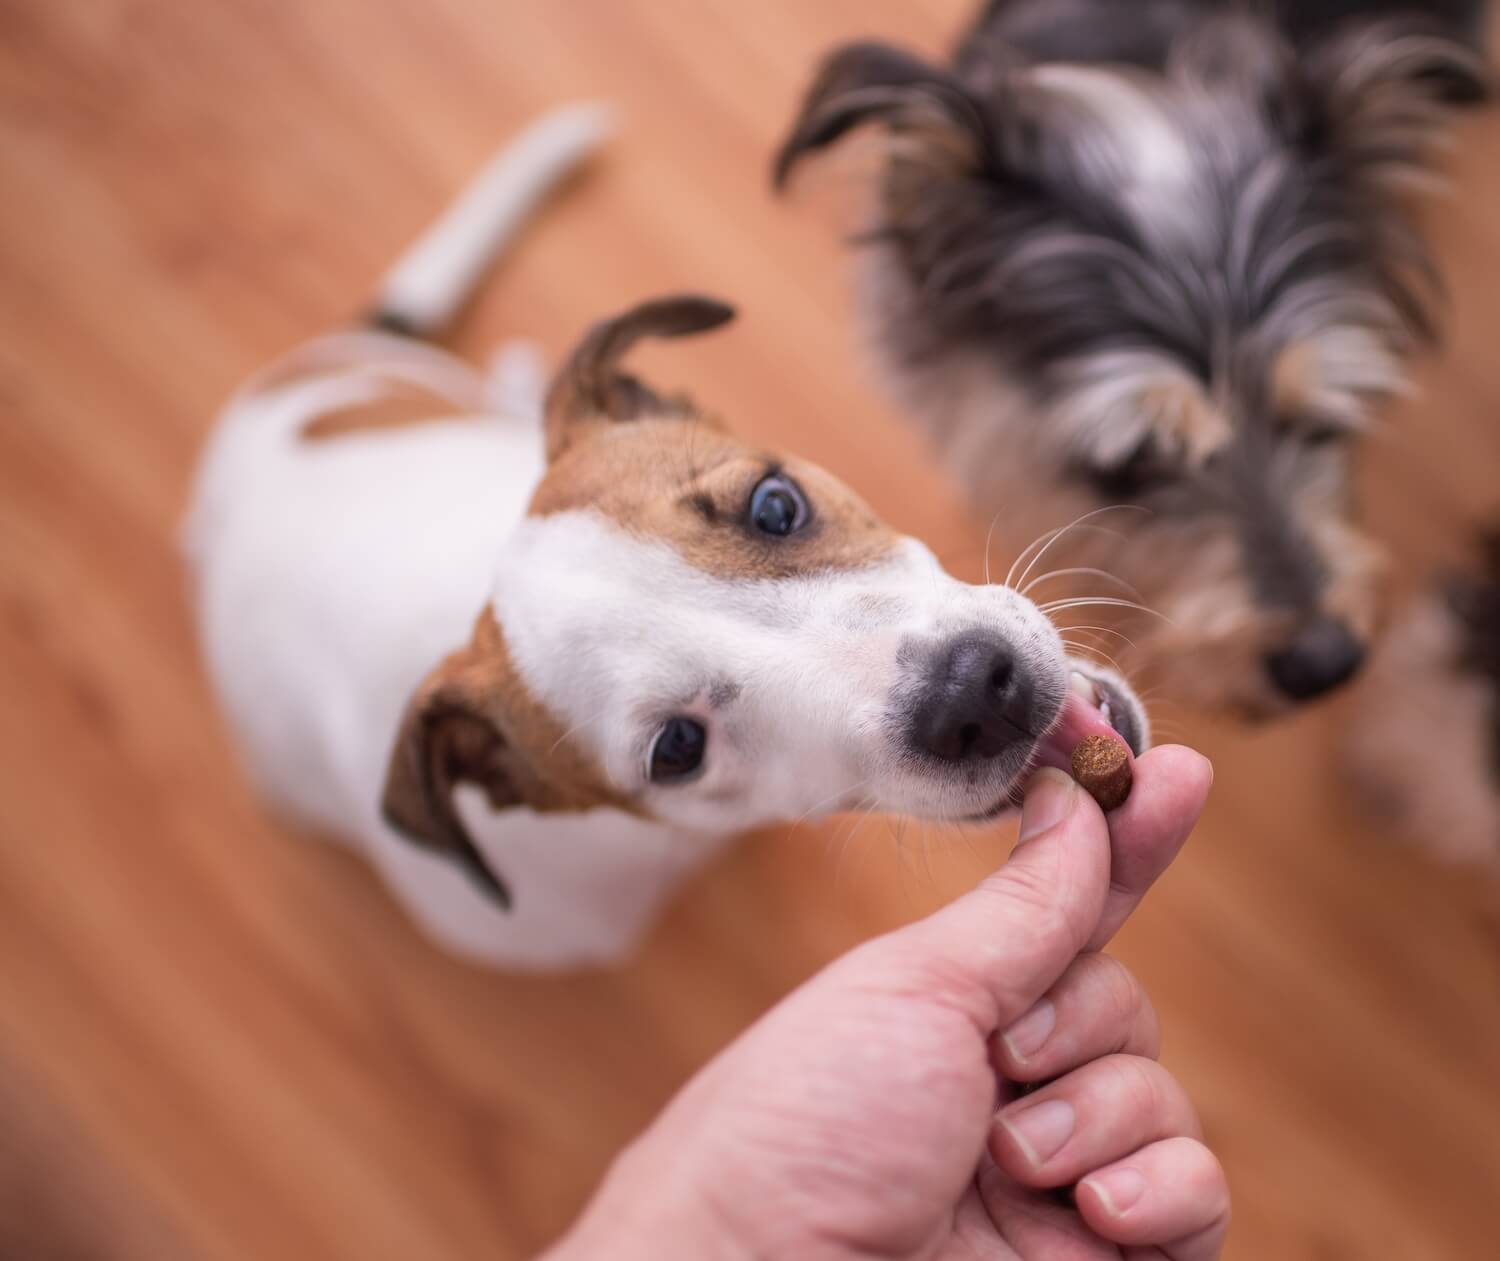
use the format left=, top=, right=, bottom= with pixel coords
left=1000, top=998, right=1056, bottom=1064
left=1018, top=769, right=1076, bottom=845
left=997, top=1098, right=1075, bottom=1169
left=1082, top=1167, right=1146, bottom=1217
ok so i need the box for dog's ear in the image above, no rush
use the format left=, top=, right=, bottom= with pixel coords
left=1300, top=18, right=1491, bottom=179
left=544, top=294, right=736, bottom=461
left=773, top=42, right=992, bottom=189
left=381, top=636, right=518, bottom=909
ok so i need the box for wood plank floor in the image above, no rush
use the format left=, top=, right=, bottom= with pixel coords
left=2, top=3, right=1498, bottom=1257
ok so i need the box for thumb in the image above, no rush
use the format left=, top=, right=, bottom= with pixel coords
left=889, top=769, right=1111, bottom=1034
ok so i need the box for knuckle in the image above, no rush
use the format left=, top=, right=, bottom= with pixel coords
left=988, top=866, right=1072, bottom=936
left=1077, top=955, right=1164, bottom=1060
left=990, top=852, right=1097, bottom=949
left=1133, top=994, right=1163, bottom=1060
left=1092, top=954, right=1144, bottom=1043
left=1110, top=1054, right=1169, bottom=1124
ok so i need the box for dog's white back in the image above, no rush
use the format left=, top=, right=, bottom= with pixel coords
left=186, top=108, right=721, bottom=968
left=187, top=331, right=727, bottom=966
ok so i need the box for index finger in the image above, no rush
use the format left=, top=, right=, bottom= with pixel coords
left=1086, top=744, right=1213, bottom=952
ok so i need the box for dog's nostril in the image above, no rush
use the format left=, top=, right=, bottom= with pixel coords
left=911, top=633, right=1039, bottom=763
left=1265, top=617, right=1366, bottom=702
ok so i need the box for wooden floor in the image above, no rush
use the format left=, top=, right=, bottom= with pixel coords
left=2, top=3, right=1499, bottom=1258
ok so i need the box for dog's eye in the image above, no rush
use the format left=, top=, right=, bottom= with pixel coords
left=1088, top=440, right=1171, bottom=500
left=1302, top=424, right=1348, bottom=448
left=648, top=717, right=707, bottom=784
left=749, top=474, right=809, bottom=536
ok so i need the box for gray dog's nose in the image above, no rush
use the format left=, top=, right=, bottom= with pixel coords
left=911, top=633, right=1039, bottom=762
left=1265, top=617, right=1366, bottom=702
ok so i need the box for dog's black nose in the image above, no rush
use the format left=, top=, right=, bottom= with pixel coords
left=1265, top=618, right=1366, bottom=702
left=911, top=633, right=1038, bottom=762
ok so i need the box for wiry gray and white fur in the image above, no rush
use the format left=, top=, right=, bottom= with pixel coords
left=775, top=0, right=1491, bottom=716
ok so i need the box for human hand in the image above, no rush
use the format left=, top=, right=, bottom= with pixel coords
left=546, top=746, right=1223, bottom=1261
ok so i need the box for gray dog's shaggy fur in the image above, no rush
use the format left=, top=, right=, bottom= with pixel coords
left=776, top=0, right=1490, bottom=715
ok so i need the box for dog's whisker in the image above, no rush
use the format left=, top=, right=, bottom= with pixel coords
left=828, top=793, right=876, bottom=895
left=1020, top=566, right=1145, bottom=602
left=1058, top=624, right=1131, bottom=655
left=546, top=713, right=608, bottom=756
left=1013, top=505, right=1149, bottom=594
left=795, top=776, right=875, bottom=836
left=1060, top=638, right=1126, bottom=676
left=913, top=808, right=938, bottom=895
left=830, top=795, right=882, bottom=890
left=1004, top=518, right=1079, bottom=591
left=892, top=811, right=934, bottom=909
left=1134, top=687, right=1189, bottom=710
left=1053, top=623, right=1143, bottom=651
left=1063, top=648, right=1127, bottom=678
left=1006, top=521, right=1079, bottom=593
left=890, top=813, right=908, bottom=853
left=1006, top=535, right=1050, bottom=592
left=1040, top=597, right=1173, bottom=624
left=1003, top=520, right=1134, bottom=591
left=983, top=510, right=1005, bottom=588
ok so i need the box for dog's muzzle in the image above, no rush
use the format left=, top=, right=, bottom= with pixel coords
left=908, top=633, right=1149, bottom=776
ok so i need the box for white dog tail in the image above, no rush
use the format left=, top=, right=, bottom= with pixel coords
left=367, top=102, right=615, bottom=339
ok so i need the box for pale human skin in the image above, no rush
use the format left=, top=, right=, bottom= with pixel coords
left=545, top=746, right=1225, bottom=1261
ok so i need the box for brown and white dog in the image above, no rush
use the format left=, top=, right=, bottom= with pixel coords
left=185, top=106, right=1148, bottom=970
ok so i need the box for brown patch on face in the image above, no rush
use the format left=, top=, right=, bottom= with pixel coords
left=301, top=379, right=468, bottom=442
left=381, top=607, right=635, bottom=908
left=530, top=416, right=900, bottom=580
left=536, top=293, right=900, bottom=580
left=1310, top=515, right=1386, bottom=644
left=1269, top=339, right=1325, bottom=422
left=1142, top=377, right=1229, bottom=465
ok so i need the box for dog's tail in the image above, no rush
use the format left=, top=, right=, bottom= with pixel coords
left=364, top=102, right=615, bottom=340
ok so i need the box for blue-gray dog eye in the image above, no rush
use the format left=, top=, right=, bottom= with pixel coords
left=750, top=473, right=809, bottom=536
left=649, top=717, right=707, bottom=784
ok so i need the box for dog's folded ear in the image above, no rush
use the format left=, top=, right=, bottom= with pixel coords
left=544, top=294, right=736, bottom=461
left=1301, top=17, right=1491, bottom=172
left=381, top=637, right=520, bottom=910
left=773, top=42, right=990, bottom=190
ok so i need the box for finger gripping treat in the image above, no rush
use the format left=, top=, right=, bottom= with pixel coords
left=1071, top=735, right=1132, bottom=811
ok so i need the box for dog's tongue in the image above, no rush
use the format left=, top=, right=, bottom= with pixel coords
left=1035, top=682, right=1133, bottom=775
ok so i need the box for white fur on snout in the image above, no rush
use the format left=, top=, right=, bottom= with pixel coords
left=492, top=515, right=1070, bottom=826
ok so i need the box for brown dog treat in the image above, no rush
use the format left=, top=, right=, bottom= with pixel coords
left=1071, top=734, right=1132, bottom=812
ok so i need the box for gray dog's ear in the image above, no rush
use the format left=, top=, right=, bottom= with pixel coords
left=773, top=42, right=992, bottom=189
left=1301, top=17, right=1490, bottom=177
left=543, top=294, right=736, bottom=461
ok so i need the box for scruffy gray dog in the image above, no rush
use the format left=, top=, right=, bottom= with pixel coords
left=776, top=0, right=1490, bottom=718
